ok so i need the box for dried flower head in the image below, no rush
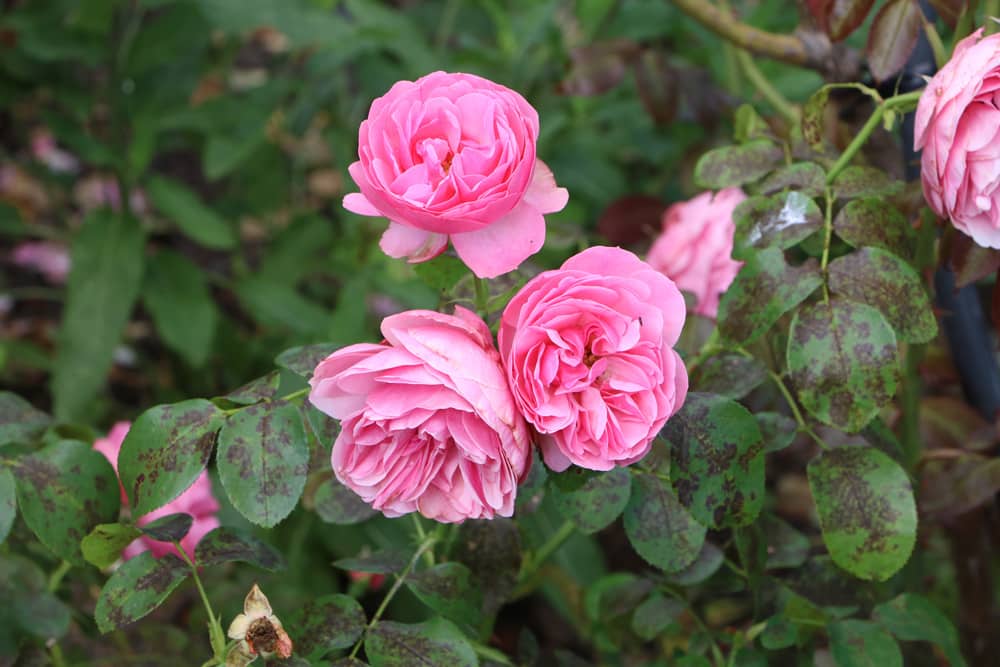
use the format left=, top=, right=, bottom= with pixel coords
left=227, top=584, right=293, bottom=661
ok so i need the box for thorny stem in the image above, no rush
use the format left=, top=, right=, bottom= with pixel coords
left=473, top=276, right=491, bottom=317
left=734, top=49, right=799, bottom=124
left=349, top=534, right=438, bottom=659
left=176, top=543, right=227, bottom=666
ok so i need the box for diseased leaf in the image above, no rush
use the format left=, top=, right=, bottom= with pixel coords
left=52, top=212, right=145, bottom=422
left=313, top=475, right=377, bottom=525
left=718, top=248, right=823, bottom=344
left=223, top=371, right=281, bottom=405
left=787, top=298, right=898, bottom=432
left=14, top=440, right=120, bottom=565
left=762, top=515, right=810, bottom=570
left=275, top=343, right=339, bottom=377
left=94, top=552, right=189, bottom=633
left=407, top=562, right=484, bottom=631
left=757, top=412, right=798, bottom=453
left=118, top=400, right=224, bottom=516
left=693, top=140, right=784, bottom=189
left=143, top=250, right=217, bottom=367
left=827, top=0, right=877, bottom=40
left=808, top=447, right=916, bottom=581
left=365, top=618, right=476, bottom=667
left=0, top=468, right=17, bottom=545
left=140, top=513, right=192, bottom=543
left=732, top=192, right=823, bottom=258
left=872, top=594, right=967, bottom=667
left=669, top=541, right=725, bottom=586
left=453, top=519, right=522, bottom=616
left=217, top=401, right=309, bottom=527
left=0, top=392, right=50, bottom=445
left=633, top=49, right=680, bottom=126
left=828, top=619, right=903, bottom=667
left=802, top=87, right=831, bottom=152
left=866, top=0, right=922, bottom=83
left=833, top=198, right=915, bottom=259
left=832, top=167, right=903, bottom=199
left=758, top=162, right=827, bottom=198
left=950, top=230, right=1000, bottom=288
left=828, top=247, right=937, bottom=343
left=334, top=549, right=408, bottom=575
left=194, top=527, right=286, bottom=571
left=548, top=467, right=631, bottom=534
left=921, top=455, right=1000, bottom=519
left=146, top=176, right=236, bottom=249
left=81, top=523, right=142, bottom=569
left=624, top=472, right=706, bottom=572
left=691, top=352, right=767, bottom=399
left=292, top=594, right=366, bottom=656
left=664, top=393, right=764, bottom=528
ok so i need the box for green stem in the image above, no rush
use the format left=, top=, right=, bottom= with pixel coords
left=512, top=520, right=575, bottom=598
left=280, top=386, right=310, bottom=403
left=473, top=276, right=490, bottom=317
left=986, top=0, right=999, bottom=35
left=49, top=644, right=67, bottom=667
left=176, top=543, right=227, bottom=665
left=47, top=561, right=72, bottom=593
left=735, top=49, right=798, bottom=124
left=411, top=514, right=435, bottom=567
left=768, top=371, right=825, bottom=448
left=820, top=188, right=834, bottom=303
left=349, top=535, right=437, bottom=659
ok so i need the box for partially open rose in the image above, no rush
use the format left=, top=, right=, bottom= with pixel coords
left=343, top=71, right=568, bottom=278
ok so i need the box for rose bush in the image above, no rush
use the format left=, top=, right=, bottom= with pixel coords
left=93, top=422, right=220, bottom=560
left=342, top=70, right=568, bottom=278
left=646, top=188, right=745, bottom=318
left=498, top=246, right=688, bottom=471
left=309, top=307, right=531, bottom=522
left=915, top=28, right=1000, bottom=248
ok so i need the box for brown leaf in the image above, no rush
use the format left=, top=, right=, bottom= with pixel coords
left=922, top=455, right=1000, bottom=519
left=827, top=0, right=877, bottom=41
left=866, top=0, right=922, bottom=82
left=928, top=0, right=968, bottom=28
left=633, top=49, right=679, bottom=126
left=919, top=396, right=997, bottom=453
left=949, top=230, right=1000, bottom=288
left=597, top=194, right=666, bottom=246
left=558, top=40, right=639, bottom=96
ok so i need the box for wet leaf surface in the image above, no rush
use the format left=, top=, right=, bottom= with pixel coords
left=732, top=191, right=823, bottom=258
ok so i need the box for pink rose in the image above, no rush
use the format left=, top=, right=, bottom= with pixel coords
left=309, top=307, right=531, bottom=523
left=915, top=29, right=1000, bottom=247
left=343, top=71, right=569, bottom=278
left=93, top=422, right=220, bottom=561
left=498, top=246, right=688, bottom=472
left=11, top=241, right=71, bottom=284
left=646, top=188, right=745, bottom=318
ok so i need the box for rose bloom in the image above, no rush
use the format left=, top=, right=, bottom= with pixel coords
left=915, top=28, right=1000, bottom=247
left=343, top=71, right=568, bottom=278
left=499, top=246, right=688, bottom=472
left=309, top=307, right=531, bottom=523
left=93, top=421, right=220, bottom=560
left=646, top=188, right=745, bottom=318
left=11, top=241, right=71, bottom=284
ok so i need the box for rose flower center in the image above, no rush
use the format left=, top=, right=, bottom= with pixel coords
left=247, top=617, right=279, bottom=654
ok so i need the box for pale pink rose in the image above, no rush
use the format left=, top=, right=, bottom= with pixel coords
left=498, top=246, right=688, bottom=472
left=309, top=307, right=532, bottom=523
left=92, top=422, right=220, bottom=561
left=30, top=129, right=79, bottom=174
left=11, top=241, right=71, bottom=284
left=343, top=71, right=569, bottom=278
left=915, top=29, right=1000, bottom=247
left=646, top=188, right=745, bottom=318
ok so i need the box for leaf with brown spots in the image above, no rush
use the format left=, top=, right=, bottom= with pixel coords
left=717, top=247, right=823, bottom=345
left=313, top=474, right=377, bottom=525
left=218, top=401, right=308, bottom=527
left=828, top=247, right=937, bottom=343
left=81, top=523, right=142, bottom=569
left=691, top=352, right=767, bottom=399
left=406, top=562, right=484, bottom=633
left=194, top=527, right=286, bottom=571
left=866, top=0, right=921, bottom=83
left=732, top=192, right=823, bottom=259
left=118, top=399, right=224, bottom=516
left=787, top=298, right=899, bottom=432
left=693, top=140, right=784, bottom=190
left=833, top=198, right=916, bottom=260
left=290, top=594, right=366, bottom=657
left=334, top=549, right=408, bottom=575
left=832, top=166, right=903, bottom=200
left=623, top=472, right=705, bottom=573
left=808, top=447, right=916, bottom=581
left=364, top=618, right=476, bottom=667
left=275, top=343, right=339, bottom=378
left=828, top=619, right=902, bottom=666
left=452, top=519, right=522, bottom=616
left=663, top=393, right=764, bottom=529
left=140, top=512, right=192, bottom=542
left=14, top=440, right=120, bottom=565
left=758, top=162, right=827, bottom=198
left=548, top=467, right=631, bottom=534
left=224, top=370, right=281, bottom=405
left=94, top=551, right=189, bottom=633
left=0, top=392, right=51, bottom=446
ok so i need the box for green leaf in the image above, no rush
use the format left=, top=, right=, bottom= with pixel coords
left=832, top=166, right=903, bottom=200
left=14, top=441, right=120, bottom=565
left=52, top=212, right=145, bottom=422
left=334, top=549, right=408, bottom=575
left=548, top=467, right=631, bottom=534
left=802, top=87, right=830, bottom=151
left=759, top=162, right=827, bottom=199
left=664, top=393, right=764, bottom=528
left=757, top=412, right=798, bottom=453
left=413, top=255, right=468, bottom=292
left=760, top=614, right=798, bottom=649
left=223, top=371, right=281, bottom=406
left=365, top=618, right=476, bottom=667
left=236, top=278, right=331, bottom=334
left=872, top=594, right=967, bottom=667
left=624, top=472, right=706, bottom=572
left=693, top=140, right=784, bottom=189
left=146, top=176, right=236, bottom=249
left=94, top=552, right=189, bottom=633
left=197, top=0, right=358, bottom=49
left=118, top=400, right=224, bottom=516
left=452, top=519, right=522, bottom=616
left=828, top=619, right=902, bottom=667
left=733, top=103, right=769, bottom=143
left=787, top=298, right=899, bottom=432
left=142, top=249, right=218, bottom=366
left=828, top=248, right=937, bottom=343
left=0, top=554, right=71, bottom=641
left=762, top=515, right=810, bottom=570
left=717, top=248, right=823, bottom=344
left=0, top=468, right=15, bottom=545
left=669, top=541, right=725, bottom=585
left=808, top=447, right=916, bottom=581
left=732, top=192, right=823, bottom=259
left=217, top=401, right=309, bottom=527
left=0, top=392, right=50, bottom=445
left=292, top=594, right=366, bottom=657
left=832, top=198, right=915, bottom=259
left=193, top=527, right=286, bottom=571
left=140, top=513, right=192, bottom=542
left=313, top=475, right=377, bottom=525
left=631, top=593, right=684, bottom=640
left=866, top=0, right=922, bottom=83
left=407, top=562, right=484, bottom=631
left=81, top=523, right=142, bottom=569
left=825, top=0, right=877, bottom=40
left=691, top=352, right=767, bottom=399
left=275, top=343, right=339, bottom=377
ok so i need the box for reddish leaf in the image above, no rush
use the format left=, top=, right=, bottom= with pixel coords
left=828, top=0, right=877, bottom=41
left=558, top=40, right=639, bottom=96
left=633, top=49, right=679, bottom=126
left=922, top=456, right=1000, bottom=519
left=806, top=0, right=833, bottom=28
left=949, top=230, right=1000, bottom=288
left=867, top=0, right=922, bottom=82
left=928, top=0, right=968, bottom=28
left=597, top=195, right=666, bottom=246
left=919, top=396, right=996, bottom=453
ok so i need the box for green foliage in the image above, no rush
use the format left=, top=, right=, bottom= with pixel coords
left=95, top=552, right=189, bottom=633
left=365, top=618, right=477, bottom=667
left=624, top=471, right=706, bottom=572
left=0, top=469, right=15, bottom=545
left=142, top=250, right=218, bottom=367
left=81, top=523, right=142, bottom=569
left=549, top=467, right=631, bottom=534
